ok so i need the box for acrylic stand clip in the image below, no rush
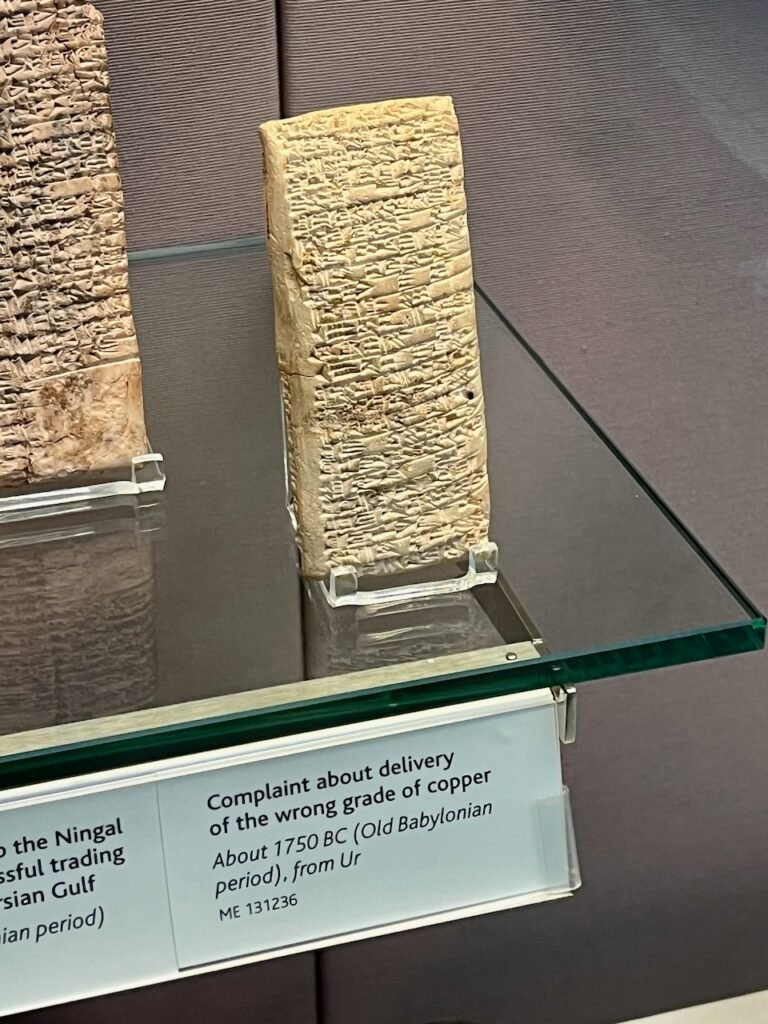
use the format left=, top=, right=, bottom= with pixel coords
left=0, top=454, right=166, bottom=524
left=321, top=540, right=500, bottom=609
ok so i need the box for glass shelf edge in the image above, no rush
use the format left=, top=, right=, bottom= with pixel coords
left=0, top=618, right=762, bottom=793
left=475, top=282, right=765, bottom=628
left=127, top=235, right=265, bottom=264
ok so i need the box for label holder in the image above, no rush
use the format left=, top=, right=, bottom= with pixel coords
left=0, top=690, right=580, bottom=1016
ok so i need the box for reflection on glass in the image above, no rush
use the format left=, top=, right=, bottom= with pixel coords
left=0, top=499, right=161, bottom=732
left=302, top=574, right=541, bottom=678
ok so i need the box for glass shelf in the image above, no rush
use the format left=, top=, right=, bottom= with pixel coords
left=0, top=239, right=763, bottom=791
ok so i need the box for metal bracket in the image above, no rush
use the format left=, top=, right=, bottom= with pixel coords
left=552, top=684, right=577, bottom=744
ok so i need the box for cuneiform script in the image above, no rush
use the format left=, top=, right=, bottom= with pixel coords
left=0, top=0, right=148, bottom=489
left=260, top=97, right=490, bottom=579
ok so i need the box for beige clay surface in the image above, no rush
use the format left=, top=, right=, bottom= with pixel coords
left=260, top=96, right=490, bottom=579
left=0, top=0, right=147, bottom=488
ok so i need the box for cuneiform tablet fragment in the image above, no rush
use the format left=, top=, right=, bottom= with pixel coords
left=0, top=0, right=148, bottom=489
left=260, top=96, right=490, bottom=580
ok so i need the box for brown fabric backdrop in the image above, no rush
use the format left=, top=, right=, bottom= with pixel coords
left=278, top=1, right=768, bottom=1022
left=11, top=957, right=317, bottom=1024
left=99, top=0, right=279, bottom=251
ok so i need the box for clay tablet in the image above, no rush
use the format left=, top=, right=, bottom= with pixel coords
left=261, top=96, right=490, bottom=580
left=0, top=0, right=148, bottom=490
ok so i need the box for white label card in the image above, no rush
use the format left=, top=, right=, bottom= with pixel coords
left=158, top=702, right=568, bottom=970
left=0, top=785, right=176, bottom=1013
left=0, top=693, right=576, bottom=1015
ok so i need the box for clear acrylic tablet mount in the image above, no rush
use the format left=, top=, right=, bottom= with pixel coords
left=320, top=541, right=500, bottom=609
left=0, top=453, right=166, bottom=524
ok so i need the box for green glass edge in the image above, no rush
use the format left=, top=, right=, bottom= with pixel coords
left=127, top=236, right=266, bottom=264
left=1, top=618, right=763, bottom=793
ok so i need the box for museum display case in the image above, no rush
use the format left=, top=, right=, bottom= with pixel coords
left=3, top=2, right=767, bottom=1022
left=0, top=239, right=762, bottom=791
